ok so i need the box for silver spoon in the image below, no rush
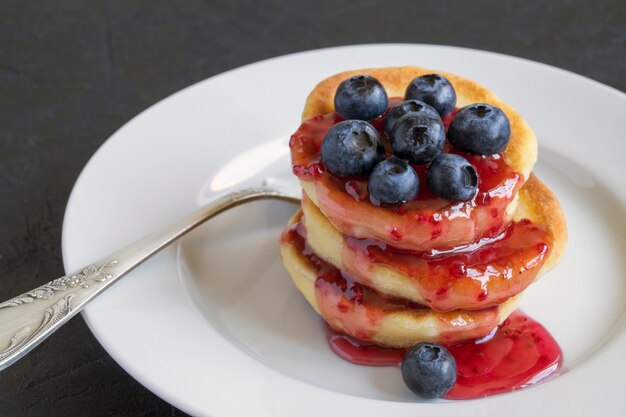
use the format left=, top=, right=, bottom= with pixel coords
left=0, top=188, right=300, bottom=371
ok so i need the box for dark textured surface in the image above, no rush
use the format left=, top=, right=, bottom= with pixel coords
left=0, top=1, right=624, bottom=415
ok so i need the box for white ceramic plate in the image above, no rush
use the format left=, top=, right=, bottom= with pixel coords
left=62, top=45, right=626, bottom=417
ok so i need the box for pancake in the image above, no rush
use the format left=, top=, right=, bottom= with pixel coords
left=293, top=66, right=538, bottom=251
left=280, top=211, right=520, bottom=348
left=301, top=174, right=567, bottom=312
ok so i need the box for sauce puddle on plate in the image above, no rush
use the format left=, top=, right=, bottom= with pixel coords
left=326, top=310, right=562, bottom=400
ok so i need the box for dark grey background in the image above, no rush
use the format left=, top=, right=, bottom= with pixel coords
left=0, top=1, right=624, bottom=416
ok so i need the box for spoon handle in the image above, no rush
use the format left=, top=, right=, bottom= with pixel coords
left=0, top=188, right=299, bottom=371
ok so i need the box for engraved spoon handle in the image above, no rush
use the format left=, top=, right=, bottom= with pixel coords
left=0, top=188, right=299, bottom=371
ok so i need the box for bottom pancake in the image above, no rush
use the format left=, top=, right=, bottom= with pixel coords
left=280, top=213, right=520, bottom=348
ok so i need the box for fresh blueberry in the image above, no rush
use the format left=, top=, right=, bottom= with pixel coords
left=320, top=120, right=385, bottom=177
left=334, top=75, right=389, bottom=120
left=368, top=157, right=420, bottom=205
left=401, top=342, right=457, bottom=399
left=384, top=100, right=440, bottom=137
left=405, top=74, right=456, bottom=116
left=390, top=113, right=445, bottom=164
left=448, top=103, right=511, bottom=155
left=427, top=153, right=478, bottom=201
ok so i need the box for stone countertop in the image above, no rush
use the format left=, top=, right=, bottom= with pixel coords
left=0, top=1, right=624, bottom=416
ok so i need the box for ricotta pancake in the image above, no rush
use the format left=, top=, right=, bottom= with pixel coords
left=301, top=174, right=567, bottom=312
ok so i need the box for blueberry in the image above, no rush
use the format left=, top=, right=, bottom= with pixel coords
left=368, top=157, right=419, bottom=205
left=334, top=75, right=389, bottom=120
left=448, top=103, right=511, bottom=155
left=405, top=74, right=456, bottom=116
left=401, top=342, right=457, bottom=399
left=390, top=113, right=445, bottom=164
left=427, top=153, right=478, bottom=201
left=320, top=120, right=385, bottom=177
left=384, top=100, right=440, bottom=137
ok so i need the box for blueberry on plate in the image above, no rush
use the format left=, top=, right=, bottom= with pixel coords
left=390, top=113, right=445, bottom=164
left=320, top=120, right=385, bottom=177
left=334, top=74, right=389, bottom=121
left=368, top=157, right=420, bottom=205
left=384, top=100, right=440, bottom=137
left=427, top=153, right=478, bottom=201
left=448, top=103, right=511, bottom=155
left=401, top=342, right=457, bottom=399
left=405, top=74, right=456, bottom=116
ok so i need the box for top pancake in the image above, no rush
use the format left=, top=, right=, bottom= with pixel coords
left=302, top=66, right=537, bottom=180
left=294, top=67, right=538, bottom=250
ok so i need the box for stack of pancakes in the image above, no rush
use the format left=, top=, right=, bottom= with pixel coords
left=280, top=67, right=566, bottom=348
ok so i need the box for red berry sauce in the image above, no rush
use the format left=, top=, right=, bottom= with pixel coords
left=326, top=311, right=562, bottom=400
left=286, top=97, right=561, bottom=400
left=289, top=98, right=522, bottom=251
left=338, top=215, right=550, bottom=312
left=325, top=325, right=404, bottom=366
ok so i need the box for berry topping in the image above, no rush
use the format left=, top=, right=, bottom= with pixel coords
left=384, top=100, right=439, bottom=137
left=401, top=342, right=457, bottom=399
left=427, top=153, right=478, bottom=201
left=448, top=103, right=511, bottom=155
left=334, top=75, right=389, bottom=120
left=390, top=113, right=445, bottom=164
left=320, top=120, right=385, bottom=177
left=405, top=74, right=456, bottom=116
left=368, top=157, right=420, bottom=205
